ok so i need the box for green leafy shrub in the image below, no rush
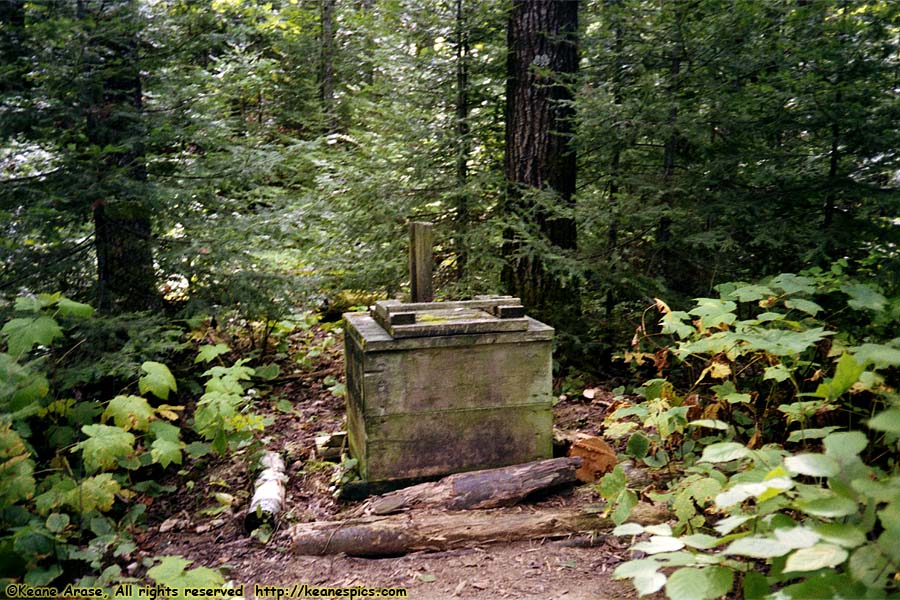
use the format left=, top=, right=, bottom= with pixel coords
left=0, top=294, right=246, bottom=589
left=603, top=272, right=900, bottom=598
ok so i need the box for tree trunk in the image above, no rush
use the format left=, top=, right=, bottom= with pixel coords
left=79, top=0, right=158, bottom=312
left=502, top=0, right=579, bottom=329
left=289, top=503, right=668, bottom=556
left=320, top=0, right=337, bottom=132
left=361, top=457, right=581, bottom=515
left=454, top=0, right=471, bottom=282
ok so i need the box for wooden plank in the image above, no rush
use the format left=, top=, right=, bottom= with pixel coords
left=409, top=221, right=434, bottom=303
left=388, top=316, right=528, bottom=338
left=375, top=297, right=522, bottom=314
left=344, top=313, right=553, bottom=352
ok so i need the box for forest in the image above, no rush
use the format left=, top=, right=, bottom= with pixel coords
left=1, top=0, right=900, bottom=598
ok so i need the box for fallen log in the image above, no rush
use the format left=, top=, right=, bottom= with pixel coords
left=288, top=502, right=668, bottom=556
left=363, top=456, right=582, bottom=516
left=244, top=451, right=287, bottom=533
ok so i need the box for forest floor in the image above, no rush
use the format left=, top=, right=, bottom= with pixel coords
left=136, top=325, right=652, bottom=600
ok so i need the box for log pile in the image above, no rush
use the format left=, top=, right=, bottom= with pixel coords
left=284, top=456, right=669, bottom=556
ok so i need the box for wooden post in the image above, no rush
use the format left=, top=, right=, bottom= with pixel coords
left=409, top=221, right=434, bottom=303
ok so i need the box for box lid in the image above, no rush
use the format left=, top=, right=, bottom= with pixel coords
left=372, top=296, right=530, bottom=338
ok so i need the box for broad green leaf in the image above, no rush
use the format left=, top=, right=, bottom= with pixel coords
left=665, top=567, right=733, bottom=600
left=644, top=524, right=673, bottom=536
left=139, top=361, right=177, bottom=400
left=773, top=526, right=820, bottom=549
left=147, top=556, right=225, bottom=590
left=65, top=473, right=121, bottom=512
left=689, top=298, right=737, bottom=329
left=764, top=364, right=793, bottom=383
left=56, top=298, right=94, bottom=318
left=14, top=295, right=46, bottom=312
left=613, top=558, right=660, bottom=579
left=660, top=311, right=694, bottom=339
left=149, top=420, right=181, bottom=442
left=785, top=453, right=840, bottom=477
left=203, top=359, right=254, bottom=381
left=716, top=478, right=793, bottom=508
left=815, top=353, right=865, bottom=401
left=777, top=572, right=865, bottom=599
left=597, top=465, right=627, bottom=500
left=2, top=316, right=63, bottom=357
left=741, top=327, right=833, bottom=357
left=770, top=273, right=815, bottom=295
left=632, top=535, right=685, bottom=554
left=195, top=344, right=230, bottom=364
left=0, top=423, right=35, bottom=509
left=633, top=571, right=666, bottom=596
left=742, top=571, right=768, bottom=600
left=253, top=363, right=281, bottom=380
left=679, top=534, right=720, bottom=549
left=612, top=489, right=638, bottom=525
left=729, top=284, right=775, bottom=302
left=714, top=515, right=753, bottom=535
left=784, top=543, right=848, bottom=573
left=842, top=283, right=887, bottom=312
left=849, top=343, right=900, bottom=369
left=823, top=431, right=867, bottom=460
left=626, top=432, right=650, bottom=459
left=613, top=523, right=644, bottom=536
left=23, top=564, right=62, bottom=586
left=45, top=513, right=69, bottom=533
left=724, top=536, right=792, bottom=558
left=699, top=442, right=750, bottom=463
left=75, top=424, right=135, bottom=472
left=784, top=298, right=822, bottom=316
left=812, top=523, right=866, bottom=548
left=796, top=495, right=858, bottom=518
left=103, top=395, right=155, bottom=432
left=787, top=427, right=840, bottom=443
left=867, top=408, right=900, bottom=434
left=849, top=544, right=892, bottom=588
left=151, top=438, right=184, bottom=468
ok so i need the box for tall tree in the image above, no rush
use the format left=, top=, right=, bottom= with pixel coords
left=502, top=0, right=579, bottom=327
left=78, top=0, right=158, bottom=312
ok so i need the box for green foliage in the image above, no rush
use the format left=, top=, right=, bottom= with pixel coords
left=194, top=357, right=264, bottom=455
left=146, top=555, right=225, bottom=590
left=139, top=361, right=178, bottom=401
left=0, top=293, right=258, bottom=587
left=609, top=272, right=900, bottom=598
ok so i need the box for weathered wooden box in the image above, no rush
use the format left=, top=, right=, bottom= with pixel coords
left=343, top=297, right=554, bottom=485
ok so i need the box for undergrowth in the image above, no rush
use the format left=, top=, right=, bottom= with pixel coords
left=600, top=267, right=900, bottom=599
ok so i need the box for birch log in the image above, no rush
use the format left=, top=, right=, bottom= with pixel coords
left=244, top=451, right=287, bottom=533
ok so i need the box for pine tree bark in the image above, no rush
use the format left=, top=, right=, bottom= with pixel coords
left=502, top=0, right=579, bottom=328
left=79, top=0, right=158, bottom=312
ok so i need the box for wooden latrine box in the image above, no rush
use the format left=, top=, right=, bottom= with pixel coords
left=343, top=297, right=554, bottom=485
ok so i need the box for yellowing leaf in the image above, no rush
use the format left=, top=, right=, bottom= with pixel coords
left=75, top=425, right=135, bottom=472
left=156, top=404, right=185, bottom=421
left=65, top=474, right=121, bottom=513
left=103, top=395, right=155, bottom=432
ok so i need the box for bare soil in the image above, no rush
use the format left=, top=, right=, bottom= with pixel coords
left=136, top=325, right=652, bottom=600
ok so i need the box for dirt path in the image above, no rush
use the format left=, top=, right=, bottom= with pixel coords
left=137, top=326, right=648, bottom=600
